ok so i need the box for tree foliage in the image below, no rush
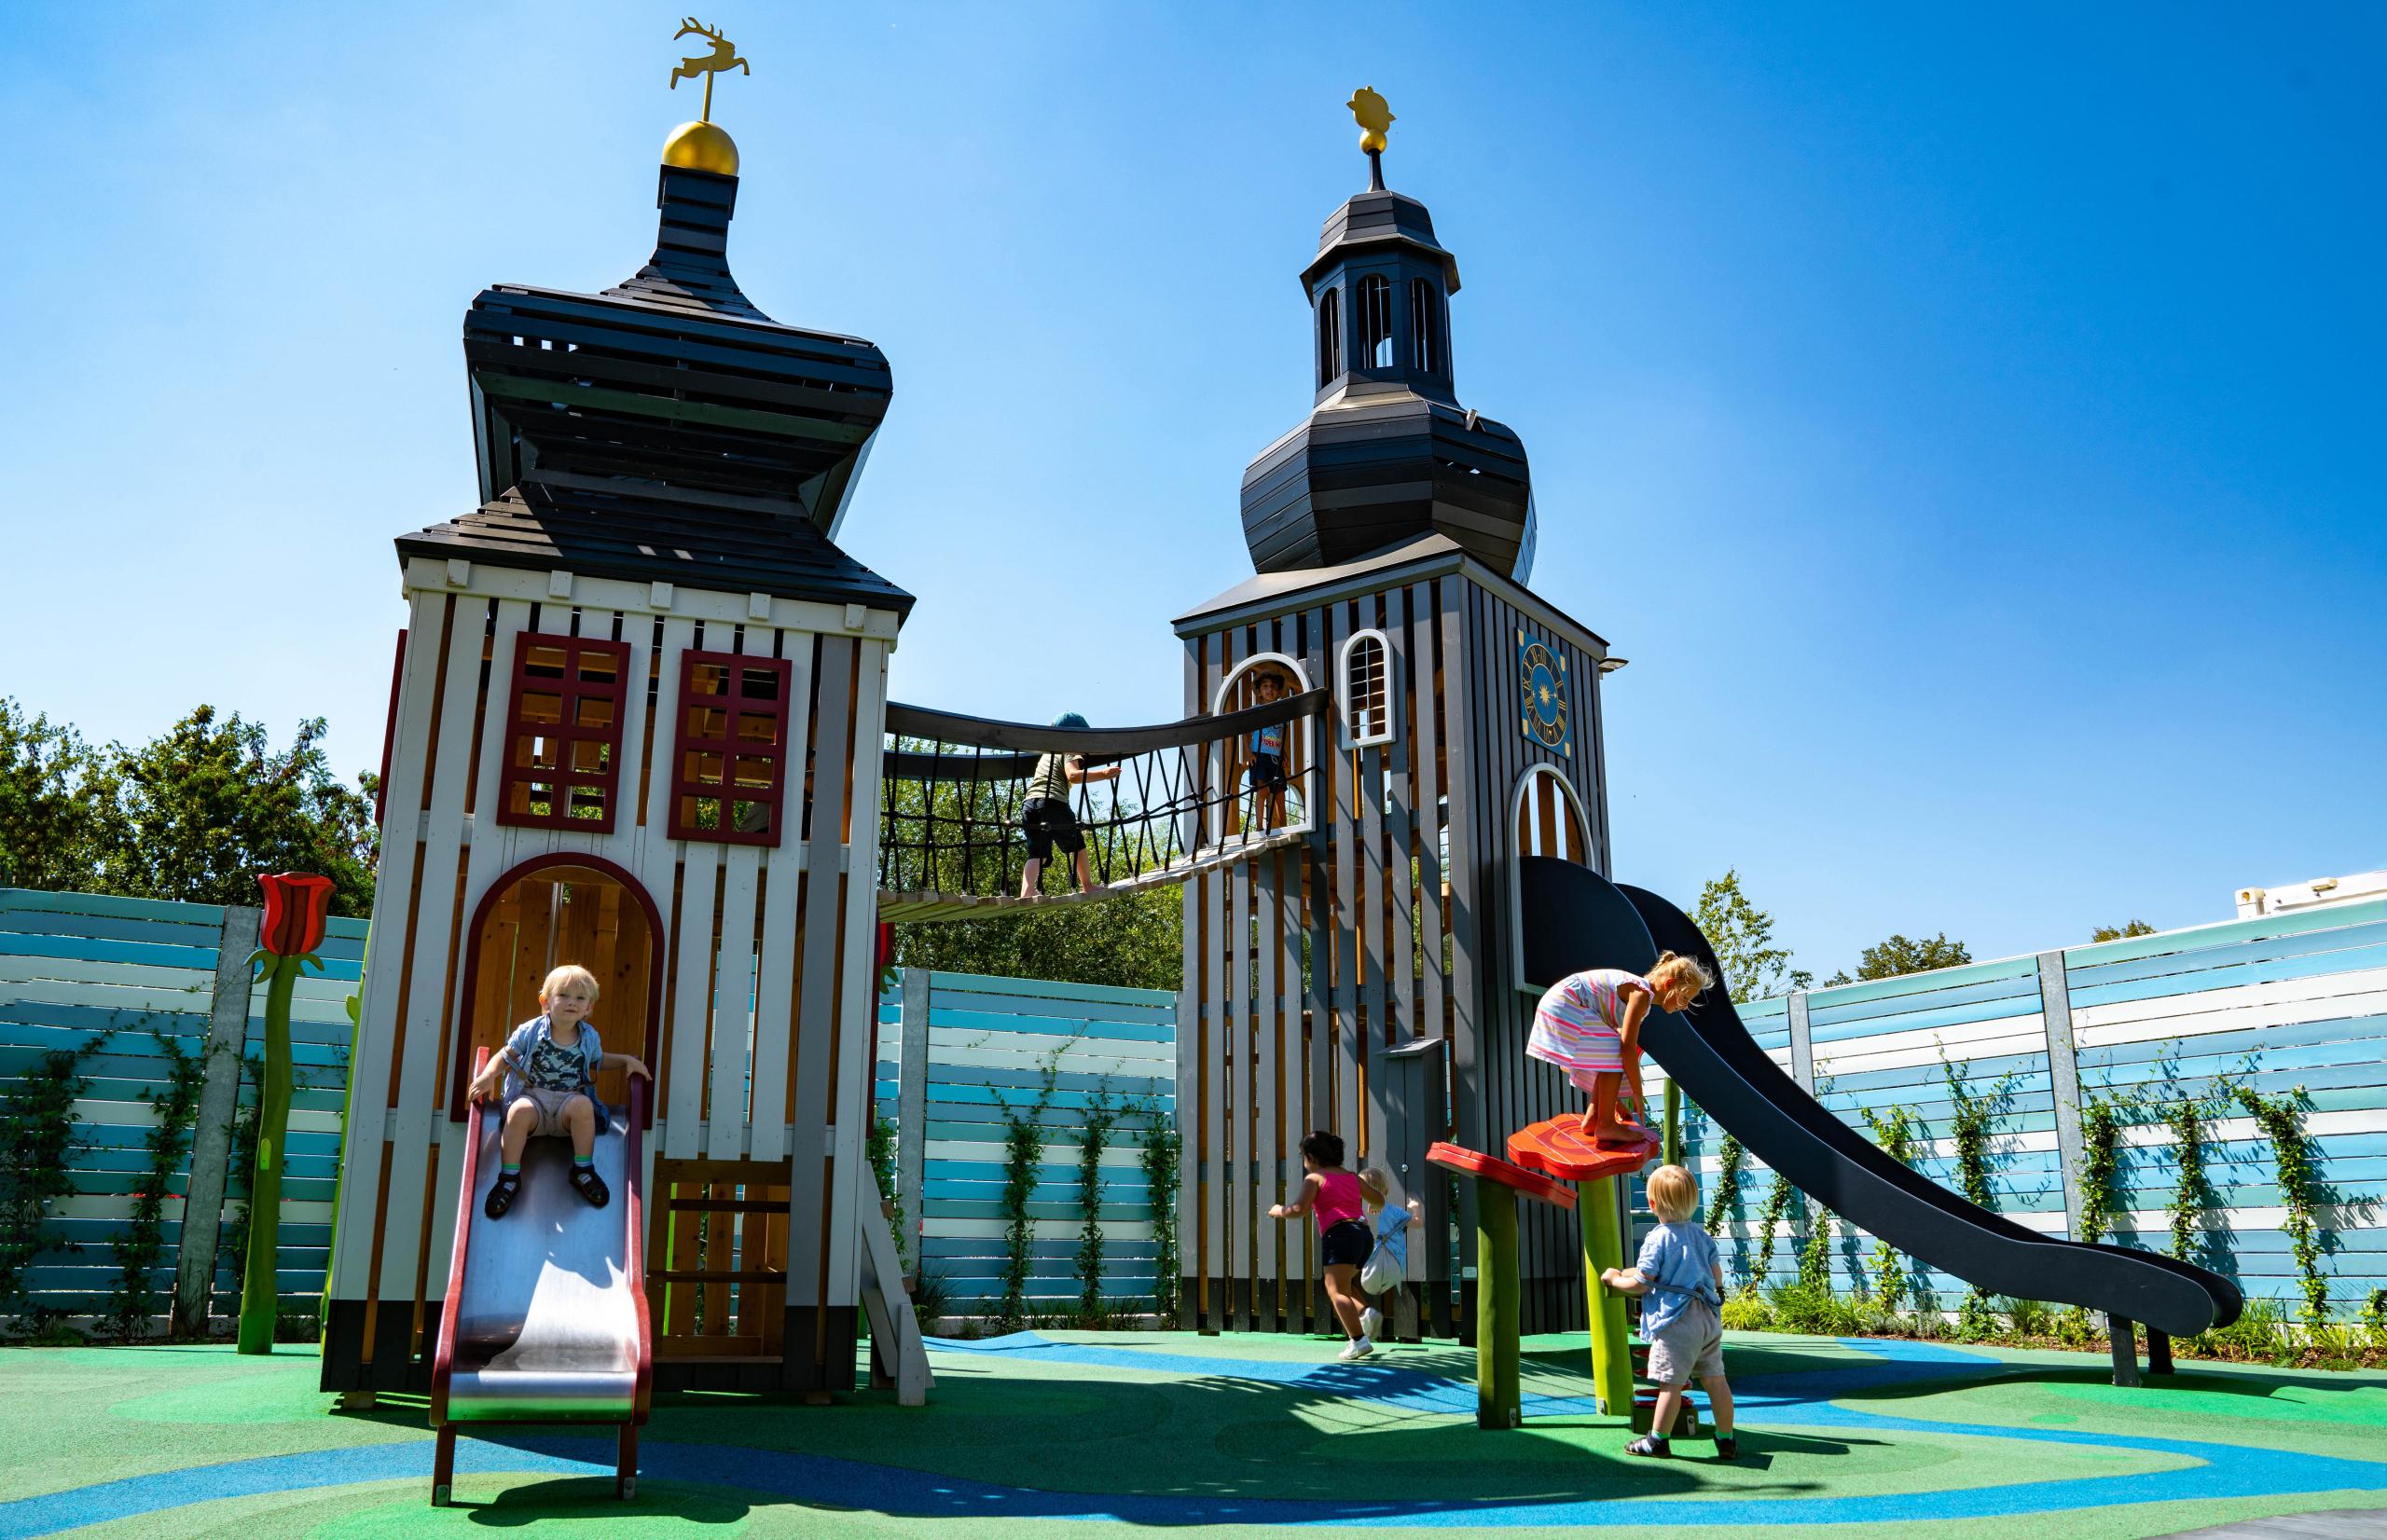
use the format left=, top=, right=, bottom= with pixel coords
left=0, top=700, right=378, bottom=915
left=1826, top=932, right=1972, bottom=987
left=2090, top=920, right=2157, bottom=942
left=1690, top=870, right=1811, bottom=1001
left=892, top=887, right=1181, bottom=993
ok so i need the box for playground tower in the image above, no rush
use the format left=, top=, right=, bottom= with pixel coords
left=1173, top=101, right=1616, bottom=1337
left=323, top=112, right=911, bottom=1396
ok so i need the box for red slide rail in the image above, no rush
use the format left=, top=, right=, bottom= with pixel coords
left=428, top=1048, right=489, bottom=1430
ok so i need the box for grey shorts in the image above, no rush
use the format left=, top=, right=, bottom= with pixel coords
left=513, top=1086, right=596, bottom=1138
left=1646, top=1299, right=1725, bottom=1385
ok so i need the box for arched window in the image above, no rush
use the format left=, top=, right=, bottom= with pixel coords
left=1511, top=765, right=1592, bottom=865
left=1409, top=278, right=1440, bottom=375
left=1357, top=275, right=1393, bottom=368
left=1211, top=653, right=1315, bottom=845
left=1318, top=287, right=1342, bottom=384
left=1339, top=629, right=1392, bottom=748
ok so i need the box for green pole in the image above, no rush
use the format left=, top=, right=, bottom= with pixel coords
left=237, top=956, right=298, bottom=1354
left=1663, top=1083, right=1683, bottom=1168
left=1581, top=1174, right=1634, bottom=1415
left=1476, top=1182, right=1521, bottom=1429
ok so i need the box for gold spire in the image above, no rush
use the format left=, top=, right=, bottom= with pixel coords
left=1347, top=87, right=1394, bottom=191
left=662, top=18, right=750, bottom=175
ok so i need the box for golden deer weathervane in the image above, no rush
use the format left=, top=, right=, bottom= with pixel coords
left=670, top=18, right=750, bottom=123
left=1348, top=86, right=1394, bottom=190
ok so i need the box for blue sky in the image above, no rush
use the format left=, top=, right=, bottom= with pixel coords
left=3, top=3, right=2380, bottom=979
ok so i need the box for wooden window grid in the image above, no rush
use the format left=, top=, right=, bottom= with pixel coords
left=1341, top=629, right=1393, bottom=748
left=495, top=633, right=631, bottom=832
left=668, top=649, right=795, bottom=846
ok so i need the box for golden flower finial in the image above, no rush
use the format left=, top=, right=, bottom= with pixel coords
left=1348, top=87, right=1394, bottom=190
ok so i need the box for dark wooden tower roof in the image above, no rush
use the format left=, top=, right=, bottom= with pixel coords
left=1239, top=174, right=1536, bottom=584
left=402, top=148, right=907, bottom=614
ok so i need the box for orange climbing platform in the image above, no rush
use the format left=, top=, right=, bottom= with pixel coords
left=1426, top=1142, right=1577, bottom=1208
left=1505, top=1117, right=1660, bottom=1183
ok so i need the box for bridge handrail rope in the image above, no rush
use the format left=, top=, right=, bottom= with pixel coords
left=878, top=689, right=1328, bottom=904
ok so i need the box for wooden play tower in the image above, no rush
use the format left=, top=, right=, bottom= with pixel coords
left=1169, top=100, right=1621, bottom=1340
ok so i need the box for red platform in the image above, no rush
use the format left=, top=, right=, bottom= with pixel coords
left=1427, top=1142, right=1577, bottom=1209
left=1506, top=1117, right=1660, bottom=1183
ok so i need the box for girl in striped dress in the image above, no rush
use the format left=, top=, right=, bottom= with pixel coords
left=1528, top=953, right=1715, bottom=1144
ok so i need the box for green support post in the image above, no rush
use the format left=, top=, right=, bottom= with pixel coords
left=1663, top=1082, right=1682, bottom=1168
left=1476, top=1182, right=1522, bottom=1429
left=238, top=954, right=300, bottom=1354
left=1581, top=1174, right=1634, bottom=1415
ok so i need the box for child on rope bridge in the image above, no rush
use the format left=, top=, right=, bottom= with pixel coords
left=1601, top=1162, right=1739, bottom=1460
left=468, top=965, right=652, bottom=1217
left=1017, top=712, right=1121, bottom=899
left=1526, top=953, right=1714, bottom=1145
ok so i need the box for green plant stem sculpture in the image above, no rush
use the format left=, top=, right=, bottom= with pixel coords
left=239, top=872, right=333, bottom=1354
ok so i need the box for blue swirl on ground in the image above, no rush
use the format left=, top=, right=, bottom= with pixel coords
left=0, top=1335, right=2380, bottom=1535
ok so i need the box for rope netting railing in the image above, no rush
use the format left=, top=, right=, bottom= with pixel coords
left=878, top=690, right=1329, bottom=903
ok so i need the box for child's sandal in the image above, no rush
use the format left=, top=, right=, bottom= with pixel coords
left=1625, top=1435, right=1671, bottom=1458
left=483, top=1173, right=521, bottom=1219
left=1714, top=1436, right=1740, bottom=1461
left=569, top=1164, right=611, bottom=1208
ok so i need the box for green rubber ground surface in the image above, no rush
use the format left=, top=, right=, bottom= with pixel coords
left=2, top=1331, right=2382, bottom=1539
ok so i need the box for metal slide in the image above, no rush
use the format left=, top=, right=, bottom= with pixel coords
left=430, top=1054, right=651, bottom=1505
left=1516, top=856, right=2242, bottom=1341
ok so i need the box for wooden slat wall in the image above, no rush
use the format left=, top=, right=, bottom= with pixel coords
left=871, top=972, right=1177, bottom=1306
left=324, top=565, right=902, bottom=1384
left=1173, top=571, right=1542, bottom=1335
left=1691, top=899, right=2387, bottom=1318
left=0, top=888, right=368, bottom=1322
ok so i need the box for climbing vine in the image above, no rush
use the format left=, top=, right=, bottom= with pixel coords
left=1743, top=1168, right=1800, bottom=1299
left=1939, top=1052, right=2019, bottom=1337
left=993, top=1055, right=1062, bottom=1332
left=1796, top=1199, right=1833, bottom=1295
left=2233, top=1084, right=2326, bottom=1327
left=2076, top=1090, right=2129, bottom=1247
left=866, top=1107, right=905, bottom=1267
left=1074, top=1091, right=1117, bottom=1321
left=2162, top=1090, right=2223, bottom=1267
left=1859, top=1104, right=1923, bottom=1308
left=1132, top=1093, right=1181, bottom=1322
left=102, top=1032, right=206, bottom=1341
left=1704, top=1129, right=1744, bottom=1241
left=0, top=1039, right=98, bottom=1329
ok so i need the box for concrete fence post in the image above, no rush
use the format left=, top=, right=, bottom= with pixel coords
left=895, top=968, right=931, bottom=1283
left=2037, top=951, right=2090, bottom=1242
left=1785, top=992, right=1829, bottom=1261
left=172, top=904, right=260, bottom=1337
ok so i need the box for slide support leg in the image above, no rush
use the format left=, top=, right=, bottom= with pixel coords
left=1477, top=1182, right=1521, bottom=1429
left=1582, top=1175, right=1634, bottom=1416
left=2107, top=1313, right=2141, bottom=1387
left=617, top=1422, right=639, bottom=1500
left=431, top=1424, right=456, bottom=1506
left=2146, top=1327, right=2173, bottom=1376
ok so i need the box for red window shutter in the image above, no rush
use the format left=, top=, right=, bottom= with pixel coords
left=668, top=649, right=795, bottom=846
left=494, top=632, right=632, bottom=833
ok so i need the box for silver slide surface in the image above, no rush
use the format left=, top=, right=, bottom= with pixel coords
left=443, top=1103, right=641, bottom=1422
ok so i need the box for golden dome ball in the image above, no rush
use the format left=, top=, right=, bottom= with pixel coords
left=1359, top=129, right=1388, bottom=155
left=662, top=120, right=740, bottom=177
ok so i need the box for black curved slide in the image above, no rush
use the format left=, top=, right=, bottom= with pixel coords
left=1517, top=856, right=2242, bottom=1340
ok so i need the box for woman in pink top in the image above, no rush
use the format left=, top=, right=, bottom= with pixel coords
left=1269, top=1129, right=1376, bottom=1359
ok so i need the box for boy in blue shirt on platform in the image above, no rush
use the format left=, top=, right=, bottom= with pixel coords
left=1601, top=1162, right=1739, bottom=1460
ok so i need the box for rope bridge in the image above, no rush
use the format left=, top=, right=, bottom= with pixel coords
left=876, top=690, right=1328, bottom=923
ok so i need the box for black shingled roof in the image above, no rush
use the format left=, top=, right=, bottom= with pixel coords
left=396, top=473, right=914, bottom=618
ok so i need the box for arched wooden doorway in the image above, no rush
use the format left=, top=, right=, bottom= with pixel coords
left=448, top=854, right=664, bottom=1121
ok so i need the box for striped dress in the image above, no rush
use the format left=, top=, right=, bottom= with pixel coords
left=1526, top=969, right=1650, bottom=1091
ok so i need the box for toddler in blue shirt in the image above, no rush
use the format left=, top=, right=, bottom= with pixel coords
left=1600, top=1162, right=1738, bottom=1460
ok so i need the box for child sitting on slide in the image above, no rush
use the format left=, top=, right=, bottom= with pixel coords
left=1601, top=1162, right=1737, bottom=1460
left=468, top=965, right=652, bottom=1217
left=1269, top=1130, right=1375, bottom=1360
left=1355, top=1166, right=1422, bottom=1344
left=1526, top=952, right=1714, bottom=1145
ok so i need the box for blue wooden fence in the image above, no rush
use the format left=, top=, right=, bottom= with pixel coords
left=0, top=887, right=366, bottom=1329
left=1678, top=893, right=2387, bottom=1321
left=876, top=970, right=1177, bottom=1312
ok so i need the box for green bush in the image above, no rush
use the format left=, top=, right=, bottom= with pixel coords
left=1767, top=1281, right=1868, bottom=1337
left=1720, top=1292, right=1776, bottom=1332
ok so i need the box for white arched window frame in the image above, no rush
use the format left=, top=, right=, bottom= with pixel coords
left=1509, top=764, right=1594, bottom=994
left=1210, top=652, right=1315, bottom=847
left=1338, top=628, right=1394, bottom=749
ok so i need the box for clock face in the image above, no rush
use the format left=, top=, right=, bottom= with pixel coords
left=1517, top=634, right=1572, bottom=756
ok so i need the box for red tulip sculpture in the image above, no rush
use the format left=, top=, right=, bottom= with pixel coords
left=239, top=872, right=334, bottom=1354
